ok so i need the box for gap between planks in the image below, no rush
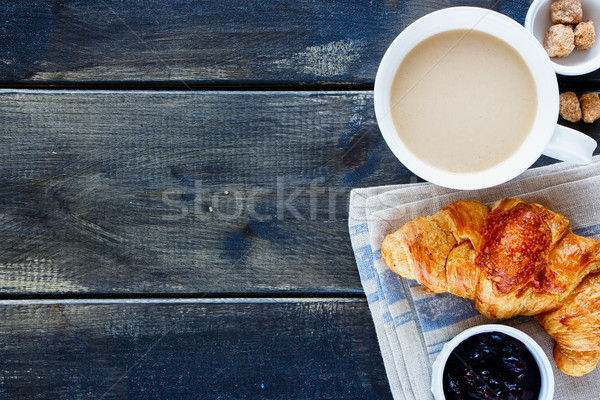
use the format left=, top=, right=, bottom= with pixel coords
left=0, top=296, right=367, bottom=306
left=0, top=83, right=375, bottom=92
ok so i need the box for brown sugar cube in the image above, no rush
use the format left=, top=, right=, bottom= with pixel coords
left=550, top=0, right=583, bottom=24
left=574, top=20, right=596, bottom=50
left=560, top=92, right=582, bottom=122
left=544, top=24, right=575, bottom=58
left=580, top=93, right=600, bottom=123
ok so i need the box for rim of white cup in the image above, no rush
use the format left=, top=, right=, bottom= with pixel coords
left=525, top=0, right=600, bottom=76
left=430, top=324, right=555, bottom=400
left=374, top=7, right=559, bottom=190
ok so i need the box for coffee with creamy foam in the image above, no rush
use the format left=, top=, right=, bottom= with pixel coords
left=390, top=29, right=538, bottom=173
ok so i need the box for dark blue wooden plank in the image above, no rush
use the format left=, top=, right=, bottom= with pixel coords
left=0, top=90, right=598, bottom=295
left=0, top=0, right=542, bottom=85
left=0, top=299, right=392, bottom=400
left=1, top=89, right=598, bottom=296
left=0, top=90, right=417, bottom=295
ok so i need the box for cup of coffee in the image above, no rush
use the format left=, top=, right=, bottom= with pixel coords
left=374, top=7, right=597, bottom=190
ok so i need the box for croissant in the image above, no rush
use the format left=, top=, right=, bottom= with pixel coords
left=381, top=198, right=600, bottom=376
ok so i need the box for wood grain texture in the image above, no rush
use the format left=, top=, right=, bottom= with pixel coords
left=0, top=298, right=392, bottom=399
left=0, top=0, right=540, bottom=85
left=1, top=90, right=597, bottom=296
left=0, top=89, right=424, bottom=294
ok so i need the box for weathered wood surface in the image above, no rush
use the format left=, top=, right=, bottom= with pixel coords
left=0, top=298, right=392, bottom=399
left=0, top=0, right=549, bottom=86
left=0, top=89, right=417, bottom=294
left=5, top=0, right=599, bottom=398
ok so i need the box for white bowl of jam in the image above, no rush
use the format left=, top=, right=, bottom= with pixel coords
left=431, top=324, right=554, bottom=400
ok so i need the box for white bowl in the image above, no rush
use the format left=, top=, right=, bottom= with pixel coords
left=430, top=324, right=554, bottom=400
left=525, top=0, right=600, bottom=75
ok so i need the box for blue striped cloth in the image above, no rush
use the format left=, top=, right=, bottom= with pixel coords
left=348, top=156, right=600, bottom=400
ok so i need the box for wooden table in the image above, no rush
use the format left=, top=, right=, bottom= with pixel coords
left=1, top=1, right=599, bottom=398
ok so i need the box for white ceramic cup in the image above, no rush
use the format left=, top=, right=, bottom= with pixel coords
left=430, top=324, right=555, bottom=400
left=374, top=7, right=597, bottom=190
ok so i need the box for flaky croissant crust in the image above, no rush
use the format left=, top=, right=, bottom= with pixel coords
left=381, top=198, right=600, bottom=376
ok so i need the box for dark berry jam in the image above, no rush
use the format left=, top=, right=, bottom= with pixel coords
left=443, top=331, right=541, bottom=400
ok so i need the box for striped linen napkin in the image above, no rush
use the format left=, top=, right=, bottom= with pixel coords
left=348, top=155, right=600, bottom=399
